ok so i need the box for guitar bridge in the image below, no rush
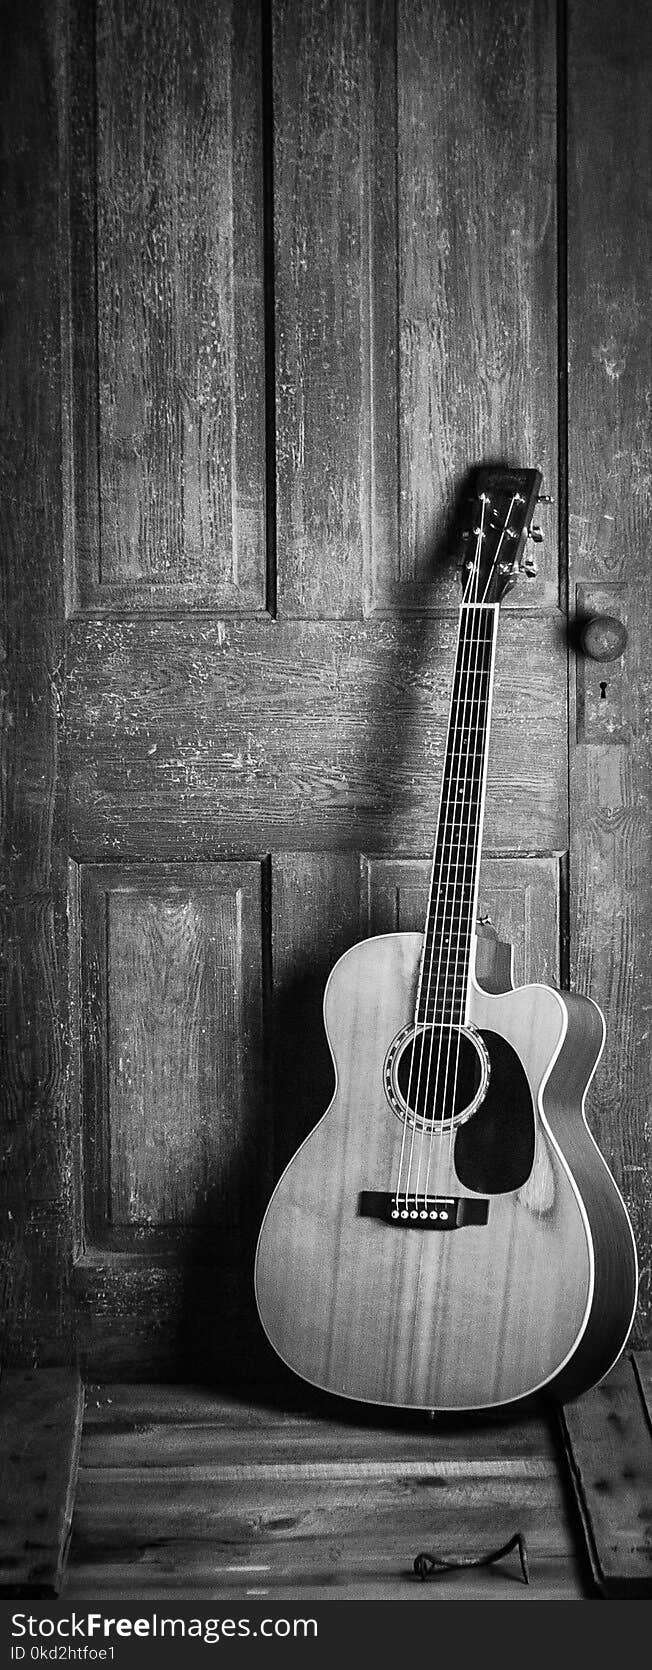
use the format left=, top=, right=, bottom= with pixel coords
left=358, top=1192, right=489, bottom=1229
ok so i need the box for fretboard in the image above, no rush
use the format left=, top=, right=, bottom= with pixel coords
left=416, top=603, right=498, bottom=1028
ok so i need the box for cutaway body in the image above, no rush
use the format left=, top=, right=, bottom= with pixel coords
left=255, top=933, right=637, bottom=1411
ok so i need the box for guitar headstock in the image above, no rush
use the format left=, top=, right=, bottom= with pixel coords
left=458, top=466, right=544, bottom=606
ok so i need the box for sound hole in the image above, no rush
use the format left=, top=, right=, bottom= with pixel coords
left=394, top=1026, right=485, bottom=1127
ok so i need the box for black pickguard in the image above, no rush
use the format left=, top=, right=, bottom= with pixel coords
left=453, top=1028, right=535, bottom=1193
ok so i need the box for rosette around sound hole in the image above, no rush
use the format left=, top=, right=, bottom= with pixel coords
left=385, top=1024, right=490, bottom=1129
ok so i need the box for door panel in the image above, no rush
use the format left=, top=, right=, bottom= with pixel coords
left=65, top=615, right=567, bottom=856
left=395, top=0, right=559, bottom=607
left=78, top=862, right=267, bottom=1251
left=69, top=0, right=267, bottom=611
left=1, top=0, right=648, bottom=1377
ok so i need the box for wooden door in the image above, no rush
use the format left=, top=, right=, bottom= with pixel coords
left=1, top=0, right=649, bottom=1381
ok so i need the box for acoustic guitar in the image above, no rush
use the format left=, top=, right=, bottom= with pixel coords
left=255, top=466, right=638, bottom=1411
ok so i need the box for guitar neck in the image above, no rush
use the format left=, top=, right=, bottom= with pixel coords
left=416, top=602, right=499, bottom=1028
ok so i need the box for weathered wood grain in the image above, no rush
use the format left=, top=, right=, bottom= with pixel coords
left=392, top=0, right=558, bottom=609
left=273, top=0, right=397, bottom=618
left=0, top=0, right=73, bottom=1364
left=78, top=1390, right=558, bottom=1466
left=64, top=1562, right=584, bottom=1601
left=567, top=0, right=652, bottom=1343
left=72, top=1253, right=276, bottom=1383
left=65, top=1383, right=589, bottom=1600
left=560, top=1353, right=652, bottom=1596
left=274, top=0, right=558, bottom=617
left=271, top=854, right=363, bottom=1171
left=633, top=1349, right=652, bottom=1428
left=69, top=0, right=266, bottom=611
left=0, top=1369, right=83, bottom=1595
left=78, top=863, right=267, bottom=1250
left=65, top=614, right=568, bottom=856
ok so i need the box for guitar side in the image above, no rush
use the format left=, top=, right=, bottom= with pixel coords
left=254, top=933, right=637, bottom=1411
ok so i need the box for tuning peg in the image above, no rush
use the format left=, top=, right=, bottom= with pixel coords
left=536, top=494, right=554, bottom=504
left=519, top=551, right=538, bottom=577
left=526, top=524, right=544, bottom=543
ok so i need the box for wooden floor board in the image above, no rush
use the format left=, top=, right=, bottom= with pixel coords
left=560, top=1352, right=652, bottom=1597
left=65, top=1383, right=590, bottom=1601
left=3, top=1363, right=647, bottom=1601
left=0, top=1368, right=84, bottom=1596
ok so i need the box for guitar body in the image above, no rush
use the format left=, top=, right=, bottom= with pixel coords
left=255, top=932, right=637, bottom=1411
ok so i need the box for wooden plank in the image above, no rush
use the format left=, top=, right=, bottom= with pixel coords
left=63, top=1566, right=584, bottom=1602
left=273, top=0, right=558, bottom=619
left=65, top=614, right=568, bottom=857
left=567, top=0, right=652, bottom=1344
left=65, top=1386, right=588, bottom=1599
left=0, top=1369, right=84, bottom=1596
left=391, top=0, right=558, bottom=611
left=633, top=1350, right=652, bottom=1428
left=274, top=0, right=397, bottom=617
left=560, top=1355, right=652, bottom=1596
left=78, top=1384, right=558, bottom=1461
left=0, top=0, right=73, bottom=1363
left=69, top=0, right=266, bottom=611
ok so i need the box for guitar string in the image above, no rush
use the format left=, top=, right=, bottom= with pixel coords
left=439, top=603, right=492, bottom=1179
left=409, top=490, right=518, bottom=1207
left=408, top=608, right=484, bottom=1210
left=393, top=508, right=486, bottom=1210
left=418, top=559, right=491, bottom=1204
left=392, top=548, right=476, bottom=1209
left=417, top=529, right=489, bottom=1206
left=442, top=497, right=520, bottom=1176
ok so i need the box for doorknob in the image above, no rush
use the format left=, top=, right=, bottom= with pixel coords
left=579, top=614, right=628, bottom=662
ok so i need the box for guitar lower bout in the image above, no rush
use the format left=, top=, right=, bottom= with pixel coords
left=255, top=931, right=637, bottom=1412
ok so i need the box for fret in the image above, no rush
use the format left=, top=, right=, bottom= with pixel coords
left=418, top=997, right=468, bottom=1013
left=419, top=974, right=470, bottom=992
left=416, top=1002, right=467, bottom=1024
left=423, top=931, right=475, bottom=947
left=430, top=851, right=481, bottom=867
left=437, top=816, right=483, bottom=829
left=423, top=909, right=476, bottom=925
left=426, top=877, right=478, bottom=895
left=419, top=944, right=472, bottom=961
left=422, top=921, right=474, bottom=935
left=420, top=946, right=474, bottom=967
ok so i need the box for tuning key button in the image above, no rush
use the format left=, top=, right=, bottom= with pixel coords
left=526, top=524, right=544, bottom=542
